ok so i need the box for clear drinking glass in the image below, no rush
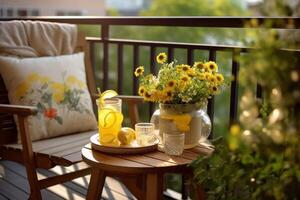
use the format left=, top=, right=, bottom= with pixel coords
left=96, top=98, right=123, bottom=146
left=163, top=133, right=185, bottom=155
left=135, top=123, right=156, bottom=146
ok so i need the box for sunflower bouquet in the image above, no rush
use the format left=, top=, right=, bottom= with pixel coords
left=134, top=52, right=225, bottom=105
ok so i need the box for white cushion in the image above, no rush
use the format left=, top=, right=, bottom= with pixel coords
left=0, top=52, right=97, bottom=141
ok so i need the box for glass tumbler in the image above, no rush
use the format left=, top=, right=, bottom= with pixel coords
left=163, top=133, right=185, bottom=155
left=135, top=123, right=156, bottom=146
left=96, top=98, right=123, bottom=146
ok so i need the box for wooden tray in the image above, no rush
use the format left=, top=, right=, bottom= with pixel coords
left=90, top=134, right=159, bottom=154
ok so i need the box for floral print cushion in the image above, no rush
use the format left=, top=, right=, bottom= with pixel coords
left=0, top=52, right=97, bottom=141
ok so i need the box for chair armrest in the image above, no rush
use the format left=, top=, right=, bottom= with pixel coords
left=0, top=104, right=38, bottom=116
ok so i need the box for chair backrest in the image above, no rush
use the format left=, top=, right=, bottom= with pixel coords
left=0, top=32, right=96, bottom=145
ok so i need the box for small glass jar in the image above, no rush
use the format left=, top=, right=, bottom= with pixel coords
left=163, top=132, right=185, bottom=155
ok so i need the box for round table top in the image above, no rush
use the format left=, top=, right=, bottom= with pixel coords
left=81, top=142, right=213, bottom=174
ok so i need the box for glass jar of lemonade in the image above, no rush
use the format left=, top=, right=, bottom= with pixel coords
left=96, top=98, right=123, bottom=146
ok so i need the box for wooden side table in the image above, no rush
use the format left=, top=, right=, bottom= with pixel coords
left=82, top=143, right=213, bottom=200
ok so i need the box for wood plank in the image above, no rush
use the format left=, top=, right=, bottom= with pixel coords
left=82, top=147, right=151, bottom=173
left=1, top=160, right=135, bottom=200
left=0, top=179, right=28, bottom=200
left=51, top=139, right=92, bottom=157
left=46, top=161, right=136, bottom=199
left=34, top=130, right=96, bottom=152
left=145, top=151, right=193, bottom=164
left=62, top=151, right=83, bottom=163
left=180, top=150, right=201, bottom=160
left=186, top=145, right=214, bottom=156
left=0, top=161, right=62, bottom=199
left=0, top=193, right=8, bottom=200
left=4, top=130, right=96, bottom=153
left=117, top=155, right=178, bottom=168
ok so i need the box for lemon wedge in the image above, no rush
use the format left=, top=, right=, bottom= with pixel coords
left=118, top=127, right=136, bottom=145
left=98, top=89, right=118, bottom=106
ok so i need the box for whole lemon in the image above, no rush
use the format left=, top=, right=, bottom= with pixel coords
left=118, top=127, right=136, bottom=145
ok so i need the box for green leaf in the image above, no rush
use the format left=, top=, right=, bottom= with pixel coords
left=55, top=116, right=63, bottom=125
left=37, top=102, right=45, bottom=112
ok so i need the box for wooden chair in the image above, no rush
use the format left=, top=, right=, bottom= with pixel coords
left=0, top=32, right=143, bottom=199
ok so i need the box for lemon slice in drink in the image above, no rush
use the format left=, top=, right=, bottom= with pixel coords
left=98, top=108, right=123, bottom=129
left=98, top=90, right=118, bottom=106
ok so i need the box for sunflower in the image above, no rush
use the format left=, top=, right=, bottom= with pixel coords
left=204, top=72, right=212, bottom=80
left=181, top=75, right=190, bottom=83
left=187, top=68, right=197, bottom=77
left=138, top=86, right=146, bottom=96
left=209, top=75, right=218, bottom=84
left=156, top=53, right=167, bottom=64
left=215, top=74, right=224, bottom=84
left=211, top=85, right=219, bottom=94
left=162, top=88, right=173, bottom=102
left=167, top=80, right=176, bottom=89
left=198, top=73, right=205, bottom=80
left=134, top=66, right=144, bottom=77
left=144, top=91, right=152, bottom=101
left=193, top=62, right=205, bottom=71
left=205, top=61, right=218, bottom=72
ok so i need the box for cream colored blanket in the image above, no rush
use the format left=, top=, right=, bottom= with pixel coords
left=0, top=20, right=77, bottom=57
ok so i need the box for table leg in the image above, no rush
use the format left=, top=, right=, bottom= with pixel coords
left=146, top=173, right=163, bottom=200
left=86, top=168, right=106, bottom=200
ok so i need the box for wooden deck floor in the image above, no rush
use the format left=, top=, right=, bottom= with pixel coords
left=0, top=159, right=136, bottom=200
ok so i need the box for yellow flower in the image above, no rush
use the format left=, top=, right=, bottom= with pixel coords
left=166, top=80, right=176, bottom=89
left=39, top=76, right=50, bottom=84
left=138, top=86, right=146, bottom=96
left=66, top=76, right=85, bottom=88
left=27, top=73, right=39, bottom=83
left=209, top=75, right=218, bottom=84
left=198, top=73, right=205, bottom=80
left=177, top=64, right=190, bottom=73
left=204, top=72, right=212, bottom=80
left=193, top=62, right=205, bottom=71
left=156, top=53, right=167, bottom=64
left=216, top=74, right=224, bottom=84
left=162, top=88, right=173, bottom=103
left=230, top=124, right=240, bottom=136
left=51, top=83, right=65, bottom=103
left=134, top=66, right=144, bottom=77
left=144, top=91, right=152, bottom=101
left=187, top=68, right=197, bottom=77
left=15, top=82, right=29, bottom=99
left=205, top=61, right=218, bottom=72
left=211, top=85, right=219, bottom=94
left=180, top=75, right=190, bottom=83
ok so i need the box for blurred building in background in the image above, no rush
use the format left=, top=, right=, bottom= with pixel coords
left=106, top=0, right=151, bottom=15
left=0, top=0, right=106, bottom=16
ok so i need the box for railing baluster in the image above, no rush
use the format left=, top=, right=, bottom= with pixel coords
left=229, top=50, right=240, bottom=127
left=149, top=46, right=157, bottom=119
left=187, top=48, right=194, bottom=65
left=168, top=47, right=174, bottom=62
left=117, top=44, right=124, bottom=94
left=208, top=50, right=216, bottom=139
left=101, top=24, right=109, bottom=90
left=256, top=84, right=262, bottom=99
left=133, top=45, right=140, bottom=95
